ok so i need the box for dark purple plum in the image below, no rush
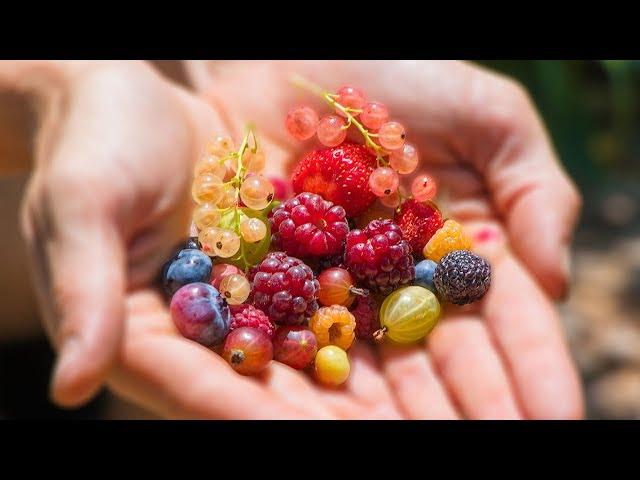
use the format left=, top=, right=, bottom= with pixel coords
left=163, top=248, right=212, bottom=296
left=170, top=282, right=230, bottom=346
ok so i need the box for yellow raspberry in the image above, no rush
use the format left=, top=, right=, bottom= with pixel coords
left=309, top=305, right=356, bottom=351
left=423, top=219, right=472, bottom=261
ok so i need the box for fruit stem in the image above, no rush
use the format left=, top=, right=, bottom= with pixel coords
left=373, top=326, right=387, bottom=343
left=230, top=350, right=245, bottom=365
left=350, top=287, right=369, bottom=298
left=289, top=73, right=385, bottom=155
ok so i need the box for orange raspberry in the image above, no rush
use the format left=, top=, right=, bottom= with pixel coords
left=423, top=219, right=472, bottom=262
left=309, top=305, right=356, bottom=351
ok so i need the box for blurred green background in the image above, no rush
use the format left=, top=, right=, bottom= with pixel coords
left=479, top=60, right=640, bottom=419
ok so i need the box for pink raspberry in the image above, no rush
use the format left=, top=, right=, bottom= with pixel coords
left=229, top=305, right=275, bottom=338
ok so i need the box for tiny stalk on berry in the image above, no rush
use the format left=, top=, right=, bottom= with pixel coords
left=290, top=74, right=389, bottom=167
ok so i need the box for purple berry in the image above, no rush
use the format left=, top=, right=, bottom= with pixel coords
left=170, top=282, right=230, bottom=346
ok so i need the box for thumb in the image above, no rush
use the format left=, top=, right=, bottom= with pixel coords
left=23, top=190, right=126, bottom=407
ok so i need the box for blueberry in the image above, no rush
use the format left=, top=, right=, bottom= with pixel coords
left=414, top=259, right=438, bottom=294
left=163, top=249, right=212, bottom=296
left=170, top=282, right=230, bottom=346
left=186, top=236, right=201, bottom=250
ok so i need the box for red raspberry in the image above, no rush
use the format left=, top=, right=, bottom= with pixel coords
left=350, top=295, right=381, bottom=340
left=269, top=192, right=349, bottom=258
left=344, top=219, right=415, bottom=295
left=229, top=305, right=275, bottom=338
left=291, top=143, right=377, bottom=217
left=248, top=252, right=320, bottom=325
left=394, top=199, right=444, bottom=255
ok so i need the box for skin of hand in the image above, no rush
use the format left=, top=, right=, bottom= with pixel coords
left=19, top=60, right=584, bottom=419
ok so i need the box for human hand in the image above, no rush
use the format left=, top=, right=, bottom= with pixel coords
left=101, top=60, right=583, bottom=419
left=18, top=60, right=222, bottom=407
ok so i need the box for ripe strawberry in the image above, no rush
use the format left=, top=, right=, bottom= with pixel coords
left=394, top=199, right=444, bottom=255
left=291, top=143, right=377, bottom=217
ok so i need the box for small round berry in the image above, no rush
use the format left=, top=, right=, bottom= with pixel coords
left=219, top=273, right=250, bottom=305
left=379, top=190, right=401, bottom=208
left=207, top=136, right=235, bottom=156
left=210, top=263, right=242, bottom=290
left=285, top=105, right=320, bottom=141
left=170, top=282, right=229, bottom=347
left=193, top=203, right=221, bottom=231
left=378, top=286, right=440, bottom=344
left=314, top=346, right=350, bottom=387
left=242, top=149, right=266, bottom=173
left=411, top=173, right=437, bottom=202
left=309, top=305, right=356, bottom=351
left=317, top=115, right=347, bottom=147
left=378, top=121, right=406, bottom=151
left=272, top=326, right=318, bottom=370
left=414, top=259, right=438, bottom=294
left=192, top=173, right=224, bottom=205
left=240, top=175, right=274, bottom=211
left=369, top=167, right=399, bottom=197
left=212, top=229, right=241, bottom=258
left=222, top=327, right=272, bottom=376
left=162, top=249, right=212, bottom=296
left=390, top=143, right=419, bottom=174
left=335, top=85, right=366, bottom=116
left=216, top=184, right=238, bottom=209
left=240, top=217, right=267, bottom=243
left=198, top=226, right=221, bottom=256
left=317, top=268, right=364, bottom=308
left=360, top=101, right=389, bottom=130
left=194, top=154, right=226, bottom=178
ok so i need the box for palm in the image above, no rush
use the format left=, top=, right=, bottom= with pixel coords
left=107, top=60, right=583, bottom=419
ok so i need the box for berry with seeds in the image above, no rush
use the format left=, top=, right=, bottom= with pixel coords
left=433, top=250, right=491, bottom=305
left=229, top=304, right=275, bottom=338
left=269, top=192, right=349, bottom=258
left=360, top=101, right=389, bottom=130
left=389, top=143, right=419, bottom=174
left=350, top=295, right=381, bottom=340
left=344, top=219, right=415, bottom=295
left=378, top=121, right=406, bottom=150
left=335, top=85, right=366, bottom=115
left=411, top=173, right=437, bottom=202
left=285, top=105, right=319, bottom=141
left=369, top=167, right=399, bottom=197
left=170, top=282, right=230, bottom=346
left=222, top=327, right=273, bottom=376
left=394, top=199, right=444, bottom=255
left=219, top=273, right=251, bottom=305
left=314, top=346, right=350, bottom=387
left=162, top=249, right=212, bottom=296
left=291, top=143, right=377, bottom=217
left=248, top=252, right=320, bottom=325
left=317, top=114, right=347, bottom=147
left=239, top=175, right=274, bottom=211
left=309, top=305, right=356, bottom=351
left=317, top=267, right=367, bottom=308
left=210, top=263, right=242, bottom=290
left=377, top=286, right=440, bottom=344
left=272, top=326, right=318, bottom=369
left=423, top=219, right=472, bottom=262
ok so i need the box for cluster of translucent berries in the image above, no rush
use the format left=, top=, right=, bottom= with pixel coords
left=164, top=81, right=492, bottom=388
left=285, top=85, right=437, bottom=208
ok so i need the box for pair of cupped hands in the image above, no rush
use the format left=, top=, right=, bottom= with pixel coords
left=16, top=60, right=583, bottom=419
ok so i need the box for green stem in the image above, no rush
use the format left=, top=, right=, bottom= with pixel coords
left=290, top=74, right=384, bottom=155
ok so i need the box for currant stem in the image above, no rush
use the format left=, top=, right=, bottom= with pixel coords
left=290, top=74, right=385, bottom=155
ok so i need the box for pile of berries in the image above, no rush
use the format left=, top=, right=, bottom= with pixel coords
left=163, top=80, right=491, bottom=387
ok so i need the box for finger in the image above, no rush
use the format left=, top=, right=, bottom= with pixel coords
left=46, top=216, right=125, bottom=407
left=379, top=343, right=459, bottom=419
left=428, top=316, right=522, bottom=419
left=109, top=290, right=312, bottom=419
left=480, top=249, right=584, bottom=419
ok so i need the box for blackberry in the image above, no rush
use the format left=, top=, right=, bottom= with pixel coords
left=433, top=250, right=491, bottom=305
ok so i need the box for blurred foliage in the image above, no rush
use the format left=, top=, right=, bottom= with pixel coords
left=476, top=61, right=640, bottom=189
